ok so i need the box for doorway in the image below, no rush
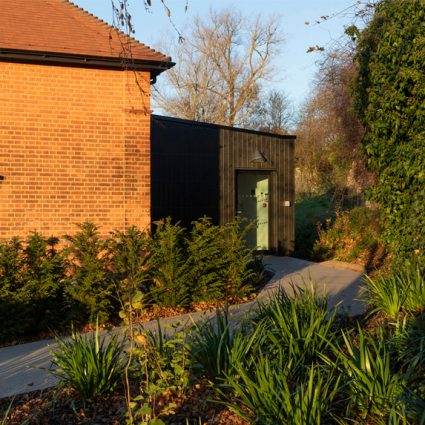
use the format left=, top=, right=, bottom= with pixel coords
left=236, top=171, right=270, bottom=250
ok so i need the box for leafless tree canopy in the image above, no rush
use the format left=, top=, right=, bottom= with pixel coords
left=248, top=90, right=295, bottom=134
left=295, top=50, right=371, bottom=195
left=153, top=9, right=282, bottom=127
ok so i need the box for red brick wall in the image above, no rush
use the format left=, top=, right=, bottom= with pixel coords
left=0, top=62, right=151, bottom=238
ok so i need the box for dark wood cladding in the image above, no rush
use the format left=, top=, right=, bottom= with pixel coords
left=220, top=128, right=295, bottom=255
left=150, top=115, right=295, bottom=254
left=151, top=116, right=220, bottom=228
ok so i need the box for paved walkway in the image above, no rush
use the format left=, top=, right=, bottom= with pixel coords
left=0, top=256, right=366, bottom=399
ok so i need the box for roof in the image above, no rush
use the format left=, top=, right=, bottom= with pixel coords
left=0, top=0, right=174, bottom=75
left=152, top=114, right=296, bottom=140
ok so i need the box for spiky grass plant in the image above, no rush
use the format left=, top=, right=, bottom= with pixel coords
left=362, top=265, right=425, bottom=318
left=1, top=398, right=13, bottom=425
left=50, top=324, right=126, bottom=401
left=362, top=274, right=409, bottom=318
left=226, top=354, right=342, bottom=424
left=189, top=308, right=234, bottom=383
left=330, top=328, right=408, bottom=420
left=253, top=284, right=337, bottom=365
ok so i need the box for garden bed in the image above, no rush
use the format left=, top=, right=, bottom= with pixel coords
left=0, top=218, right=270, bottom=347
left=2, top=264, right=425, bottom=424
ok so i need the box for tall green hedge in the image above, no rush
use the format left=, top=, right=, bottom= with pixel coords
left=354, top=0, right=425, bottom=263
left=0, top=219, right=256, bottom=343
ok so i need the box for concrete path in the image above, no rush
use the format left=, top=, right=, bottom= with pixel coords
left=0, top=256, right=366, bottom=399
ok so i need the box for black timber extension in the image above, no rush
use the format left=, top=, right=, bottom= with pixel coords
left=151, top=115, right=295, bottom=255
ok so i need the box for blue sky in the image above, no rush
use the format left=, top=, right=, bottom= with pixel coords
left=73, top=0, right=358, bottom=111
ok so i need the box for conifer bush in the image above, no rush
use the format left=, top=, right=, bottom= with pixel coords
left=0, top=233, right=66, bottom=341
left=147, top=218, right=191, bottom=309
left=109, top=226, right=151, bottom=323
left=64, top=222, right=112, bottom=323
left=0, top=218, right=257, bottom=343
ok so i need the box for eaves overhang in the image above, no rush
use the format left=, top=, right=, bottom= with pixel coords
left=0, top=48, right=175, bottom=78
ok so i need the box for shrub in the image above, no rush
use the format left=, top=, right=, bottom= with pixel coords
left=148, top=217, right=254, bottom=308
left=362, top=264, right=425, bottom=318
left=218, top=218, right=254, bottom=300
left=330, top=328, right=408, bottom=420
left=226, top=355, right=341, bottom=424
left=0, top=218, right=256, bottom=342
left=147, top=218, right=191, bottom=309
left=0, top=237, right=24, bottom=301
left=109, top=226, right=151, bottom=323
left=354, top=0, right=425, bottom=264
left=50, top=325, right=126, bottom=401
left=22, top=233, right=67, bottom=317
left=65, top=222, right=112, bottom=323
left=134, top=321, right=189, bottom=401
left=186, top=217, right=255, bottom=303
left=185, top=217, right=229, bottom=303
left=0, top=234, right=67, bottom=342
left=252, top=285, right=337, bottom=366
left=313, top=206, right=387, bottom=269
left=189, top=308, right=235, bottom=384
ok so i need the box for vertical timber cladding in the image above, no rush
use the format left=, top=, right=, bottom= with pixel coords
left=219, top=128, right=295, bottom=255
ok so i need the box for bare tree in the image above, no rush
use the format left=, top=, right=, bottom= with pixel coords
left=153, top=9, right=282, bottom=127
left=248, top=90, right=295, bottom=134
left=295, top=49, right=371, bottom=197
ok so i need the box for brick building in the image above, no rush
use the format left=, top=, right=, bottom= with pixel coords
left=0, top=0, right=173, bottom=237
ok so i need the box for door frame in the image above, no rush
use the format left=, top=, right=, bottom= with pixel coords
left=235, top=169, right=274, bottom=254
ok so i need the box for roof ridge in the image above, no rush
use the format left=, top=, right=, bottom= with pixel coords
left=0, top=0, right=173, bottom=73
left=62, top=0, right=170, bottom=60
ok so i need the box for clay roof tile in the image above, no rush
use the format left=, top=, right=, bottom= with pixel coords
left=0, top=0, right=172, bottom=69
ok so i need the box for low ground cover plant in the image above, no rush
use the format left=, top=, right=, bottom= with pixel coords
left=50, top=322, right=126, bottom=402
left=0, top=218, right=261, bottom=345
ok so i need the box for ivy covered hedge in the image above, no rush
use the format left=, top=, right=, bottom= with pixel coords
left=0, top=218, right=258, bottom=344
left=354, top=0, right=425, bottom=264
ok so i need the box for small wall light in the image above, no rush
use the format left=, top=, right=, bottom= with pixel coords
left=0, top=176, right=4, bottom=181
left=251, top=148, right=267, bottom=163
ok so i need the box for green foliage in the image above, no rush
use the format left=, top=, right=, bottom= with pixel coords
left=226, top=351, right=341, bottom=424
left=185, top=217, right=228, bottom=302
left=313, top=206, right=387, bottom=268
left=219, top=218, right=254, bottom=299
left=189, top=308, right=235, bottom=384
left=330, top=328, right=408, bottom=419
left=148, top=217, right=254, bottom=308
left=253, top=284, right=337, bottom=366
left=50, top=324, right=126, bottom=401
left=0, top=398, right=13, bottom=425
left=246, top=255, right=269, bottom=287
left=134, top=321, right=189, bottom=399
left=0, top=233, right=66, bottom=341
left=0, top=237, right=24, bottom=300
left=65, top=222, right=112, bottom=323
left=147, top=218, right=191, bottom=309
left=362, top=264, right=425, bottom=318
left=0, top=219, right=256, bottom=343
left=354, top=0, right=425, bottom=263
left=129, top=322, right=189, bottom=422
left=109, top=226, right=151, bottom=323
left=294, top=192, right=338, bottom=260
left=363, top=274, right=408, bottom=318
left=22, top=233, right=65, bottom=300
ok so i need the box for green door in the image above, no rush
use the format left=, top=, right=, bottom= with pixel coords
left=236, top=172, right=270, bottom=250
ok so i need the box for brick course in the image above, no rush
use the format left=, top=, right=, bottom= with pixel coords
left=0, top=62, right=151, bottom=237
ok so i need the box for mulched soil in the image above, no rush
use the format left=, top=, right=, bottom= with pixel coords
left=0, top=383, right=251, bottom=425
left=0, top=274, right=273, bottom=423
